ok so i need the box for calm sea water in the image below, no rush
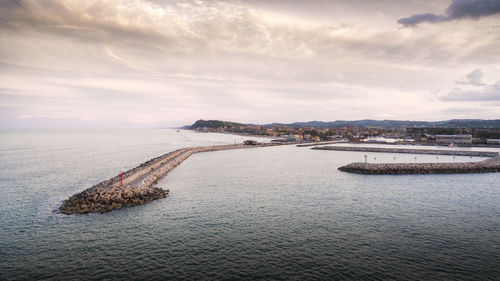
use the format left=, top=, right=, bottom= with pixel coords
left=0, top=129, right=499, bottom=280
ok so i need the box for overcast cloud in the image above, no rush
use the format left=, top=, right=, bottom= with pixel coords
left=0, top=0, right=499, bottom=128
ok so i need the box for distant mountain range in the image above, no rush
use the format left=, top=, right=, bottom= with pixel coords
left=184, top=119, right=500, bottom=129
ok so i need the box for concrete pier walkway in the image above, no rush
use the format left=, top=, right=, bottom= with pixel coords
left=128, top=143, right=278, bottom=188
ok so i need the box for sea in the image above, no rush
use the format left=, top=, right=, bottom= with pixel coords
left=0, top=129, right=499, bottom=280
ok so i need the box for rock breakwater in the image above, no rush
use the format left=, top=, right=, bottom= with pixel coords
left=60, top=143, right=278, bottom=214
left=338, top=156, right=500, bottom=175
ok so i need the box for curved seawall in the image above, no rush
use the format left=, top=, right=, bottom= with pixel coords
left=60, top=143, right=278, bottom=214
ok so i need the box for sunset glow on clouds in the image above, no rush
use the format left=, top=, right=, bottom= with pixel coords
left=1, top=0, right=499, bottom=127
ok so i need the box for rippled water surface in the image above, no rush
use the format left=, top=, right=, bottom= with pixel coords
left=1, top=129, right=499, bottom=280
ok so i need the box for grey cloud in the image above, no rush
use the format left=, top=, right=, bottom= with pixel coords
left=441, top=80, right=500, bottom=101
left=398, top=0, right=500, bottom=27
left=447, top=0, right=500, bottom=18
left=0, top=0, right=21, bottom=9
left=456, top=68, right=486, bottom=86
left=397, top=13, right=447, bottom=27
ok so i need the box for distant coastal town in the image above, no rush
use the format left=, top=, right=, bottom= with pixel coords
left=185, top=119, right=500, bottom=146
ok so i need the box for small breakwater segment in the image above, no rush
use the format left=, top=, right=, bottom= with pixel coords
left=60, top=142, right=278, bottom=214
left=318, top=146, right=500, bottom=175
left=338, top=156, right=500, bottom=174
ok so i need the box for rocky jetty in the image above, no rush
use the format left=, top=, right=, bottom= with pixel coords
left=60, top=142, right=279, bottom=214
left=313, top=146, right=499, bottom=157
left=338, top=156, right=500, bottom=175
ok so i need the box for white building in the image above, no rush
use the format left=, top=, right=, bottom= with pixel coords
left=435, top=134, right=472, bottom=144
left=486, top=139, right=500, bottom=145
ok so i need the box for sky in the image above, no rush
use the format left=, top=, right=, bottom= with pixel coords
left=0, top=0, right=499, bottom=128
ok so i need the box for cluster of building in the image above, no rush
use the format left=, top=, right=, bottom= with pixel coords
left=194, top=124, right=500, bottom=145
left=195, top=124, right=382, bottom=142
left=415, top=132, right=500, bottom=145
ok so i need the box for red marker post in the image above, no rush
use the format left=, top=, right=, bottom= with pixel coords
left=120, top=171, right=124, bottom=187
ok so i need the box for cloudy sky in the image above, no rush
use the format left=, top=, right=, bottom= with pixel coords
left=1, top=0, right=499, bottom=128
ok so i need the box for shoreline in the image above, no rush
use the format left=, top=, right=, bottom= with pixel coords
left=187, top=130, right=500, bottom=148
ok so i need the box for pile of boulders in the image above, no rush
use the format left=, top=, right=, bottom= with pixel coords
left=59, top=186, right=168, bottom=214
